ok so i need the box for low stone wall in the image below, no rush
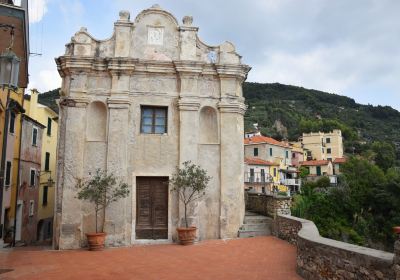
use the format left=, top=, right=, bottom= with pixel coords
left=246, top=193, right=291, bottom=217
left=275, top=215, right=396, bottom=280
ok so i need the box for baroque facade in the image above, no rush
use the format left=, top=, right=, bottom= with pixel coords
left=54, top=5, right=250, bottom=249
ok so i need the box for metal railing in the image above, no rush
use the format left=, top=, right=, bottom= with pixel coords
left=244, top=172, right=273, bottom=183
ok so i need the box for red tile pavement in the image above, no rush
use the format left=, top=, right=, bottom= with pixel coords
left=0, top=236, right=302, bottom=280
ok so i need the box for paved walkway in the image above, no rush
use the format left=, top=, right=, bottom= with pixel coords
left=0, top=236, right=301, bottom=280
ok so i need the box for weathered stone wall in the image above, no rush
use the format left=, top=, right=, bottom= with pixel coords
left=275, top=215, right=396, bottom=280
left=246, top=193, right=291, bottom=217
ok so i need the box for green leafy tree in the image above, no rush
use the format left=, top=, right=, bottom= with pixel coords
left=371, top=141, right=396, bottom=171
left=170, top=161, right=211, bottom=228
left=76, top=169, right=130, bottom=233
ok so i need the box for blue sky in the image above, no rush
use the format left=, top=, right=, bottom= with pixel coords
left=27, top=0, right=400, bottom=110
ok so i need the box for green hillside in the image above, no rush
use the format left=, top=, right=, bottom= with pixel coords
left=243, top=82, right=400, bottom=158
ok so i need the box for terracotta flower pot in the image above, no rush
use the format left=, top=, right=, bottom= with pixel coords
left=393, top=227, right=400, bottom=235
left=86, top=232, right=106, bottom=251
left=176, top=227, right=197, bottom=245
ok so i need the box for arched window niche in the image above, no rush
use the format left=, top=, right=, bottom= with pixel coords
left=86, top=101, right=107, bottom=141
left=199, top=106, right=219, bottom=144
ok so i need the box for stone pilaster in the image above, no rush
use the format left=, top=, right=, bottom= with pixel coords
left=394, top=230, right=400, bottom=279
left=218, top=101, right=246, bottom=238
left=179, top=16, right=199, bottom=60
left=56, top=97, right=89, bottom=249
left=105, top=98, right=131, bottom=246
left=114, top=11, right=133, bottom=57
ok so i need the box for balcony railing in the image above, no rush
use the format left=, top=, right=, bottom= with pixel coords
left=280, top=178, right=301, bottom=186
left=244, top=172, right=273, bottom=183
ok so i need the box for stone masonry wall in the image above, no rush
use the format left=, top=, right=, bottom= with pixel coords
left=275, top=215, right=396, bottom=280
left=246, top=193, right=291, bottom=218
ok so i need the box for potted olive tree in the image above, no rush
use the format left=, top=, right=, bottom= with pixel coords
left=170, top=161, right=211, bottom=245
left=76, top=169, right=129, bottom=251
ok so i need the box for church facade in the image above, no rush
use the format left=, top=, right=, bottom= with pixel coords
left=54, top=5, right=250, bottom=249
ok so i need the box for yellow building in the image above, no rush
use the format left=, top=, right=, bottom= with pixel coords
left=301, top=130, right=343, bottom=161
left=23, top=90, right=58, bottom=242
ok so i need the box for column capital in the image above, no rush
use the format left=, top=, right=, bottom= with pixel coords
left=218, top=101, right=246, bottom=115
left=59, top=97, right=90, bottom=108
left=178, top=99, right=200, bottom=111
left=107, top=98, right=131, bottom=109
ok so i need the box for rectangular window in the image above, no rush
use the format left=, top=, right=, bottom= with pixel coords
left=261, top=169, right=265, bottom=182
left=269, top=148, right=273, bottom=156
left=32, top=127, right=38, bottom=146
left=47, top=117, right=52, bottom=136
left=5, top=161, right=12, bottom=186
left=43, top=186, right=48, bottom=206
left=286, top=151, right=289, bottom=158
left=273, top=168, right=277, bottom=177
left=9, top=112, right=15, bottom=133
left=326, top=138, right=331, bottom=144
left=292, top=153, right=295, bottom=158
left=29, top=200, right=34, bottom=216
left=140, top=106, right=167, bottom=134
left=30, top=169, right=36, bottom=187
left=45, top=152, right=50, bottom=171
left=254, top=148, right=258, bottom=156
left=327, top=148, right=332, bottom=154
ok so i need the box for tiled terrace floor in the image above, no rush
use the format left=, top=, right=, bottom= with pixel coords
left=0, top=236, right=301, bottom=280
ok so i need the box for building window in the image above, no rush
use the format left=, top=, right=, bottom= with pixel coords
left=140, top=106, right=167, bottom=134
left=250, top=168, right=254, bottom=183
left=29, top=200, right=34, bottom=216
left=327, top=148, right=331, bottom=154
left=269, top=148, right=273, bottom=156
left=273, top=168, right=277, bottom=177
left=30, top=169, right=36, bottom=187
left=9, top=112, right=15, bottom=133
left=292, top=152, right=296, bottom=158
left=43, top=186, right=48, bottom=206
left=254, top=148, right=258, bottom=156
left=261, top=169, right=265, bottom=182
left=5, top=161, right=12, bottom=186
left=47, top=117, right=52, bottom=136
left=326, top=138, right=331, bottom=144
left=286, top=150, right=289, bottom=158
left=32, top=127, right=38, bottom=146
left=45, top=152, right=50, bottom=171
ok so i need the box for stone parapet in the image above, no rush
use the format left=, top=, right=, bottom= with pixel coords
left=246, top=193, right=291, bottom=218
left=275, top=215, right=396, bottom=280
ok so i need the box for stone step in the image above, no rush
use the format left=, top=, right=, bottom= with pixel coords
left=241, top=223, right=270, bottom=231
left=244, top=216, right=272, bottom=224
left=238, top=228, right=272, bottom=238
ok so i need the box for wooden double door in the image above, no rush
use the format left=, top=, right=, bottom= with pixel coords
left=136, top=177, right=168, bottom=239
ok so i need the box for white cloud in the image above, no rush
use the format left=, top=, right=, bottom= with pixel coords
left=29, top=0, right=49, bottom=24
left=29, top=69, right=61, bottom=93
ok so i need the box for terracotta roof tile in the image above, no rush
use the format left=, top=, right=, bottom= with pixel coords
left=300, top=160, right=330, bottom=166
left=333, top=157, right=346, bottom=164
left=244, top=135, right=289, bottom=148
left=245, top=157, right=278, bottom=166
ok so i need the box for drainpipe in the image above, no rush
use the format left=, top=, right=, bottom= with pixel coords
left=0, top=87, right=11, bottom=240
left=12, top=94, right=24, bottom=247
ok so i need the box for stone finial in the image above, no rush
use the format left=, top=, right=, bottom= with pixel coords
left=182, top=16, right=193, bottom=26
left=151, top=4, right=161, bottom=9
left=119, top=10, right=130, bottom=21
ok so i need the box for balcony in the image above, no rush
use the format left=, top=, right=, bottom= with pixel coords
left=244, top=172, right=273, bottom=184
left=280, top=178, right=301, bottom=186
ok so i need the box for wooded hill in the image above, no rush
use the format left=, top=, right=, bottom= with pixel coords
left=37, top=83, right=400, bottom=158
left=243, top=82, right=400, bottom=158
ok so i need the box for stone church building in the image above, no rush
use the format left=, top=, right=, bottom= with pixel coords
left=54, top=5, right=250, bottom=249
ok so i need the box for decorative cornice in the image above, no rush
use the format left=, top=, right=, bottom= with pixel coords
left=216, top=64, right=251, bottom=79
left=174, top=61, right=205, bottom=75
